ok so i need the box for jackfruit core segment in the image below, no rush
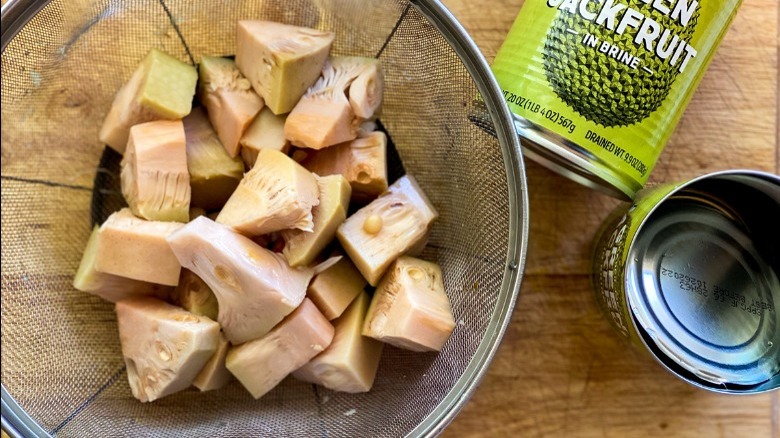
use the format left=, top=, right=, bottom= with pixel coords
left=121, top=120, right=191, bottom=223
left=198, top=56, right=264, bottom=157
left=236, top=20, right=334, bottom=115
left=362, top=256, right=455, bottom=352
left=282, top=174, right=351, bottom=267
left=337, top=175, right=438, bottom=286
left=116, top=297, right=220, bottom=402
left=226, top=298, right=334, bottom=399
left=100, top=49, right=197, bottom=153
left=285, top=57, right=384, bottom=150
left=183, top=107, right=244, bottom=211
left=166, top=216, right=316, bottom=345
left=217, top=149, right=319, bottom=236
left=293, top=291, right=383, bottom=393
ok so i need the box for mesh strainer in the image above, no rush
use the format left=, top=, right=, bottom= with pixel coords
left=0, top=0, right=528, bottom=436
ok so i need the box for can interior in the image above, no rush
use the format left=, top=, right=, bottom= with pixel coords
left=625, top=173, right=780, bottom=392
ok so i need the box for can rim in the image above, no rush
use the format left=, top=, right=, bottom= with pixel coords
left=510, top=113, right=641, bottom=201
left=624, top=169, right=780, bottom=394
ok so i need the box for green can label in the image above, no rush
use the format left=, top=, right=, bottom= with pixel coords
left=492, top=0, right=741, bottom=194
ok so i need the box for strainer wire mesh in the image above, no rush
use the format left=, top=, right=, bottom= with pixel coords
left=1, top=0, right=527, bottom=436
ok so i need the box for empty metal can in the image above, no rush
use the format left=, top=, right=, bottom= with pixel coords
left=592, top=170, right=779, bottom=393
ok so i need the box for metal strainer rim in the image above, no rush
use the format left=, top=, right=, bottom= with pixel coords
left=0, top=0, right=528, bottom=436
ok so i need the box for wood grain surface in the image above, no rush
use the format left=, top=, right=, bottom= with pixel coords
left=440, top=0, right=779, bottom=437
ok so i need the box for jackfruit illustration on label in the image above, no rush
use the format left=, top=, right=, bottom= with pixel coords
left=543, top=0, right=701, bottom=127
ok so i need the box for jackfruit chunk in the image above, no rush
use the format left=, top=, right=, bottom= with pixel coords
left=226, top=298, right=334, bottom=399
left=116, top=297, right=220, bottom=402
left=193, top=333, right=233, bottom=392
left=240, top=107, right=289, bottom=168
left=73, top=226, right=172, bottom=302
left=285, top=57, right=382, bottom=150
left=337, top=175, right=438, bottom=285
left=94, top=208, right=183, bottom=286
left=362, top=257, right=454, bottom=352
left=121, top=120, right=191, bottom=223
left=281, top=175, right=351, bottom=267
left=236, top=21, right=334, bottom=115
left=307, top=256, right=366, bottom=320
left=167, top=216, right=315, bottom=344
left=198, top=56, right=264, bottom=157
left=99, top=49, right=197, bottom=152
left=293, top=292, right=382, bottom=392
left=216, top=149, right=319, bottom=236
left=183, top=107, right=244, bottom=210
left=301, top=131, right=388, bottom=203
left=348, top=59, right=384, bottom=119
left=170, top=269, right=219, bottom=321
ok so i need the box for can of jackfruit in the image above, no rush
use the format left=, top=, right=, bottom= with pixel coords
left=592, top=170, right=780, bottom=393
left=491, top=0, right=742, bottom=200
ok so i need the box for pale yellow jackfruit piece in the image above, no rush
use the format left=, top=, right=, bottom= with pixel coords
left=99, top=49, right=197, bottom=152
left=236, top=21, right=334, bottom=115
left=183, top=107, right=244, bottom=211
left=94, top=208, right=183, bottom=286
left=216, top=149, right=319, bottom=236
left=226, top=298, right=334, bottom=399
left=73, top=226, right=172, bottom=302
left=240, top=107, right=289, bottom=168
left=167, top=216, right=316, bottom=344
left=170, top=269, right=219, bottom=321
left=116, top=297, right=220, bottom=402
left=293, top=292, right=382, bottom=392
left=285, top=57, right=382, bottom=150
left=307, top=256, right=366, bottom=320
left=301, top=131, right=388, bottom=203
left=199, top=56, right=264, bottom=157
left=281, top=175, right=351, bottom=267
left=121, top=120, right=190, bottom=223
left=193, top=332, right=233, bottom=392
left=362, top=257, right=454, bottom=352
left=337, top=175, right=438, bottom=285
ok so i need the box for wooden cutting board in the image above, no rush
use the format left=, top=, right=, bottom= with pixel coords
left=440, top=0, right=779, bottom=436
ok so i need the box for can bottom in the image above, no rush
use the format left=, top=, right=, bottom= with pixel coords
left=510, top=114, right=641, bottom=201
